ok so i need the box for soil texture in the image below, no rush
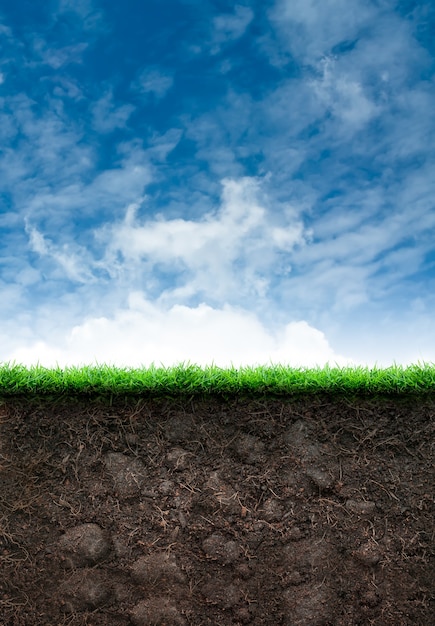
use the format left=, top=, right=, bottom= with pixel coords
left=0, top=394, right=433, bottom=625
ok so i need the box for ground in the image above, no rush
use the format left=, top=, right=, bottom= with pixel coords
left=0, top=394, right=433, bottom=625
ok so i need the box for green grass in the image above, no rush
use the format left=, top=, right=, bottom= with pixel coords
left=0, top=362, right=434, bottom=401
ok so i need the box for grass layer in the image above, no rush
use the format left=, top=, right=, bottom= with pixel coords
left=0, top=362, right=434, bottom=400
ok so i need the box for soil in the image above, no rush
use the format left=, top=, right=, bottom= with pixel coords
left=0, top=393, right=433, bottom=625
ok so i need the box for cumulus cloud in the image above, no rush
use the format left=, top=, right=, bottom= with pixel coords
left=3, top=293, right=353, bottom=369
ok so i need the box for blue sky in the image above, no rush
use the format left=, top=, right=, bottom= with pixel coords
left=1, top=0, right=434, bottom=369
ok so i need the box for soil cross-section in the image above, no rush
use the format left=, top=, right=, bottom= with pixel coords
left=0, top=396, right=433, bottom=625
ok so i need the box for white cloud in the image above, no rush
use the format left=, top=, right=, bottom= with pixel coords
left=3, top=293, right=353, bottom=369
left=25, top=220, right=96, bottom=283
left=274, top=197, right=435, bottom=318
left=55, top=0, right=106, bottom=32
left=19, top=140, right=152, bottom=231
left=90, top=159, right=151, bottom=202
left=57, top=0, right=93, bottom=14
left=0, top=281, right=25, bottom=314
left=91, top=90, right=135, bottom=133
left=132, top=68, right=174, bottom=99
left=183, top=96, right=250, bottom=177
left=270, top=0, right=375, bottom=63
left=310, top=56, right=379, bottom=130
left=33, top=41, right=89, bottom=69
left=15, top=266, right=41, bottom=287
left=0, top=24, right=12, bottom=36
left=98, top=177, right=309, bottom=303
left=0, top=94, right=93, bottom=191
left=146, top=128, right=183, bottom=162
left=52, top=77, right=84, bottom=100
left=211, top=5, right=254, bottom=53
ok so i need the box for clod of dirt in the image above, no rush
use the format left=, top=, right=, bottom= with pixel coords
left=305, top=466, right=335, bottom=490
left=345, top=499, right=377, bottom=516
left=284, top=419, right=323, bottom=461
left=361, top=588, right=381, bottom=607
left=202, top=532, right=242, bottom=564
left=57, top=523, right=111, bottom=568
left=283, top=584, right=334, bottom=626
left=281, top=468, right=314, bottom=496
left=165, top=446, right=191, bottom=470
left=353, top=540, right=382, bottom=566
left=164, top=414, right=196, bottom=443
left=282, top=538, right=336, bottom=578
left=260, top=496, right=284, bottom=521
left=104, top=452, right=147, bottom=497
left=233, top=433, right=265, bottom=464
left=58, top=569, right=112, bottom=612
left=131, top=552, right=186, bottom=585
left=200, top=581, right=241, bottom=608
left=130, top=596, right=186, bottom=625
left=204, top=470, right=242, bottom=514
left=157, top=478, right=175, bottom=494
left=235, top=605, right=254, bottom=624
left=286, top=570, right=303, bottom=585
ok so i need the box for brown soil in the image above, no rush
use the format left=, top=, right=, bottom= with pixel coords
left=0, top=394, right=433, bottom=625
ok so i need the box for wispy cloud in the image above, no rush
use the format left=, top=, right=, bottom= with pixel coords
left=211, top=5, right=254, bottom=54
left=310, top=56, right=379, bottom=130
left=55, top=0, right=106, bottom=32
left=91, top=89, right=135, bottom=133
left=269, top=0, right=376, bottom=64
left=132, top=68, right=174, bottom=99
left=25, top=220, right=96, bottom=284
left=33, top=40, right=89, bottom=69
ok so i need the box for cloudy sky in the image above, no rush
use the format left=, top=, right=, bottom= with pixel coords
left=1, top=0, right=434, bottom=370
